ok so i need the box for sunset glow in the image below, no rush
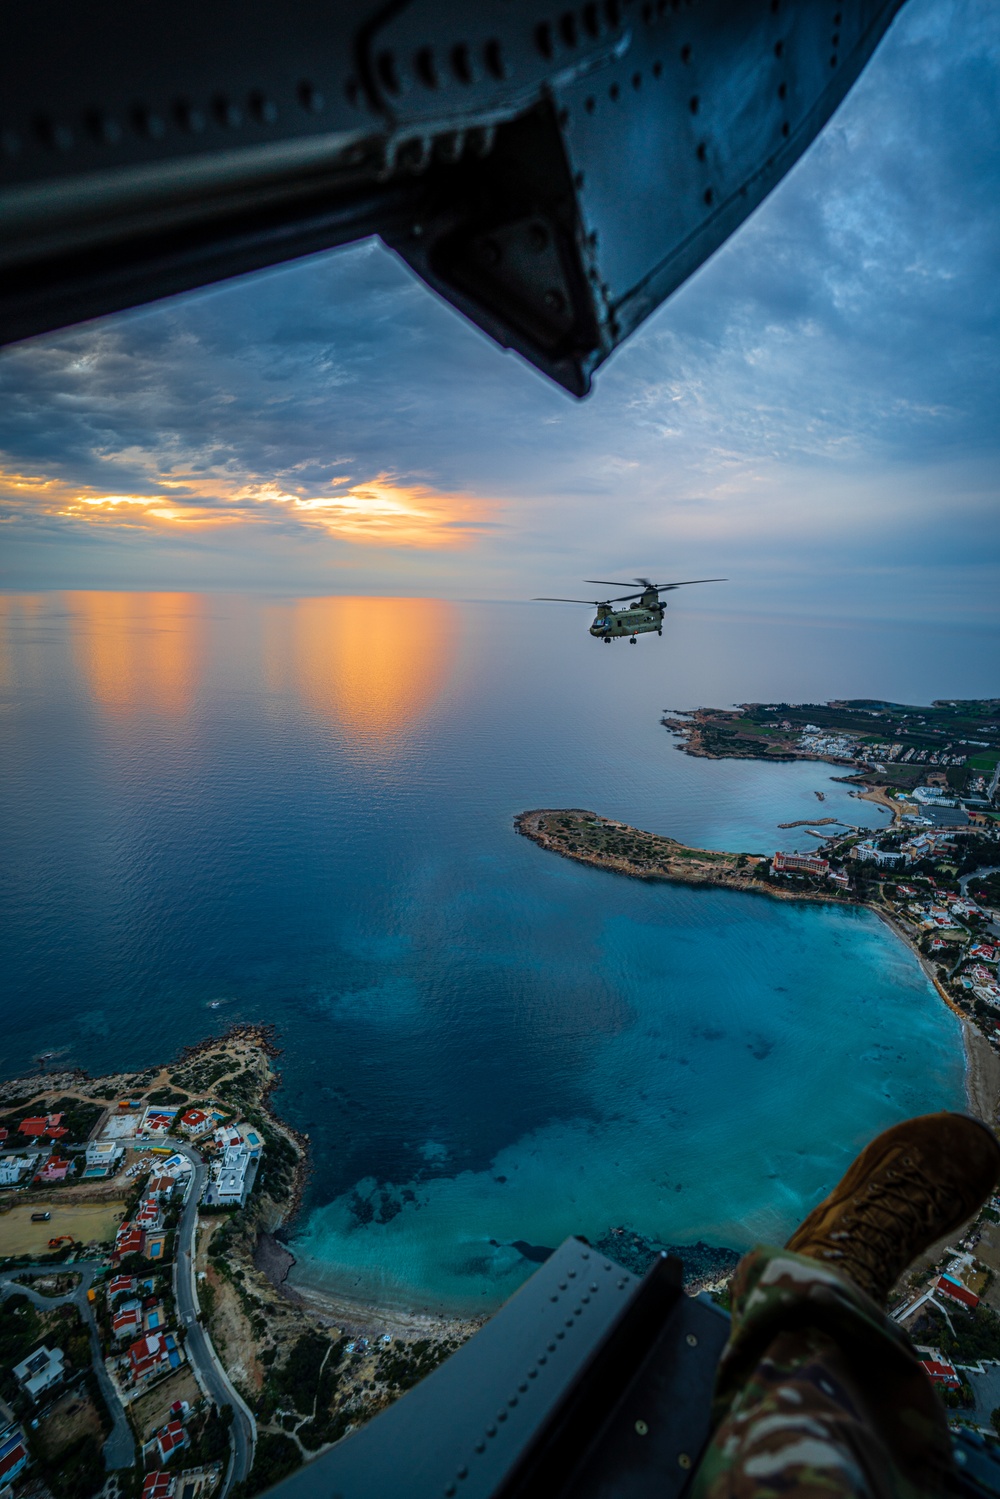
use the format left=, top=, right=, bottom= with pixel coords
left=0, top=465, right=493, bottom=550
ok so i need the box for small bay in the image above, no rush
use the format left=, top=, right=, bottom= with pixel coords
left=0, top=593, right=988, bottom=1312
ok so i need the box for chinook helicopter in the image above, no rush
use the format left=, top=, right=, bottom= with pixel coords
left=535, top=578, right=726, bottom=643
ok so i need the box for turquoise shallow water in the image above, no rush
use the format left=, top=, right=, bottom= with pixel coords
left=0, top=593, right=983, bottom=1313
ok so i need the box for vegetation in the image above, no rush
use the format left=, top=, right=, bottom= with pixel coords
left=218, top=1069, right=260, bottom=1111
left=273, top=1333, right=332, bottom=1411
left=375, top=1337, right=460, bottom=1394
left=233, top=1432, right=302, bottom=1498
left=170, top=1058, right=231, bottom=1093
left=184, top=1403, right=233, bottom=1467
left=930, top=1303, right=1000, bottom=1366
left=37, top=1432, right=105, bottom=1499
left=0, top=1096, right=101, bottom=1144
left=0, top=1293, right=45, bottom=1402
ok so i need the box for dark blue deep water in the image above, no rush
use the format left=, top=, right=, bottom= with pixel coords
left=2, top=593, right=993, bottom=1312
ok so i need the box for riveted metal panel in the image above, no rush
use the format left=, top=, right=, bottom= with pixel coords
left=552, top=0, right=902, bottom=346
left=261, top=1237, right=732, bottom=1499
left=271, top=1239, right=659, bottom=1499
left=0, top=0, right=907, bottom=394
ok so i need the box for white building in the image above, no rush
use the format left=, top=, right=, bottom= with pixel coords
left=86, top=1139, right=124, bottom=1174
left=0, top=1154, right=38, bottom=1187
left=13, top=1346, right=65, bottom=1400
left=850, top=842, right=905, bottom=867
left=156, top=1153, right=193, bottom=1181
left=205, top=1142, right=260, bottom=1208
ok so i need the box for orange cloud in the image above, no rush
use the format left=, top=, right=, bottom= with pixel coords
left=0, top=465, right=493, bottom=550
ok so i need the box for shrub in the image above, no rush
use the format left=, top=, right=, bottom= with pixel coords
left=234, top=1433, right=302, bottom=1498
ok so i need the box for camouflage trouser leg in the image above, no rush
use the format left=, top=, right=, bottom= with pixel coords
left=690, top=1247, right=955, bottom=1499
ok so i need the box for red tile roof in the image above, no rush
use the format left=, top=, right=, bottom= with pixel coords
left=129, top=1332, right=169, bottom=1379
left=113, top=1307, right=142, bottom=1336
left=115, top=1227, right=145, bottom=1257
left=936, top=1276, right=980, bottom=1309
left=18, top=1113, right=63, bottom=1137
left=920, top=1358, right=960, bottom=1386
left=38, top=1159, right=70, bottom=1182
left=0, top=1437, right=28, bottom=1482
left=142, top=1473, right=173, bottom=1499
left=157, top=1420, right=187, bottom=1459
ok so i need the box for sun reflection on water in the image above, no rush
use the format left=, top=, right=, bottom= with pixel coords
left=66, top=591, right=205, bottom=717
left=271, top=596, right=458, bottom=748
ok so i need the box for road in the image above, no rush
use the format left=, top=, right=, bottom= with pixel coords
left=0, top=1261, right=135, bottom=1469
left=170, top=1142, right=256, bottom=1495
left=960, top=866, right=1000, bottom=940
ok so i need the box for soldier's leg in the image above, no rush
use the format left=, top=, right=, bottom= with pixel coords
left=691, top=1247, right=952, bottom=1499
left=692, top=1112, right=1000, bottom=1499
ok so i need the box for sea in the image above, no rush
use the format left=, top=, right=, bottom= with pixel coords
left=1, top=592, right=993, bottom=1315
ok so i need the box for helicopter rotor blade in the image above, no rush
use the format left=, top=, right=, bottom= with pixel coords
left=584, top=580, right=642, bottom=588
left=533, top=597, right=606, bottom=604
left=653, top=578, right=728, bottom=590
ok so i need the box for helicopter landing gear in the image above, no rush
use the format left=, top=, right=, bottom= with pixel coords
left=603, top=635, right=611, bottom=643
left=629, top=636, right=637, bottom=645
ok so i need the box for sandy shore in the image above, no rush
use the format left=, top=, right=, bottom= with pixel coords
left=962, top=1022, right=1000, bottom=1128
left=856, top=783, right=904, bottom=824
left=253, top=1231, right=486, bottom=1343
left=285, top=1275, right=487, bottom=1343
left=871, top=908, right=999, bottom=1123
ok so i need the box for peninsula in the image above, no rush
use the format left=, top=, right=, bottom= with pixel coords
left=661, top=697, right=1000, bottom=804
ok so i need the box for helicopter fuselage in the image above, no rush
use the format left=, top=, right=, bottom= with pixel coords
left=535, top=576, right=724, bottom=640
left=589, top=597, right=664, bottom=640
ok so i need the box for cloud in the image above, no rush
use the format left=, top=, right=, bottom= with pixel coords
left=0, top=463, right=494, bottom=549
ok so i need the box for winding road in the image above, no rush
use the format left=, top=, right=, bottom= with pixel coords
left=3, top=1143, right=257, bottom=1493
left=170, top=1142, right=256, bottom=1495
left=961, top=866, right=1000, bottom=939
left=0, top=1262, right=134, bottom=1470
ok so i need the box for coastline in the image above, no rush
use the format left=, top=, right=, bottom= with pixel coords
left=517, top=808, right=995, bottom=1127
left=0, top=1026, right=488, bottom=1472
left=872, top=909, right=1000, bottom=1126
left=514, top=807, right=853, bottom=909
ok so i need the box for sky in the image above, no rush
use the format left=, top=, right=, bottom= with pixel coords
left=0, top=0, right=998, bottom=624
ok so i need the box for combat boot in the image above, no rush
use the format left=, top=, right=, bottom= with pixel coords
left=785, top=1111, right=1000, bottom=1305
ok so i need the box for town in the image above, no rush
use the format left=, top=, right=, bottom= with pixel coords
left=654, top=695, right=1000, bottom=1032
left=661, top=696, right=1000, bottom=799
left=886, top=1186, right=1000, bottom=1437
left=0, top=1028, right=472, bottom=1499
left=0, top=1045, right=271, bottom=1499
